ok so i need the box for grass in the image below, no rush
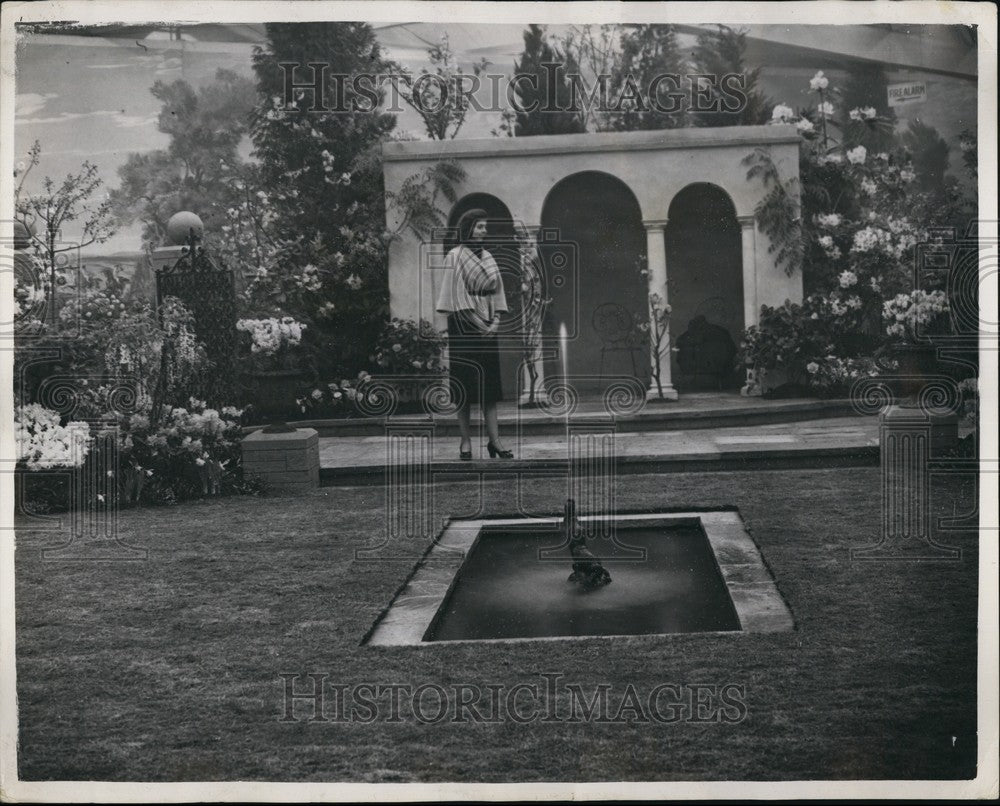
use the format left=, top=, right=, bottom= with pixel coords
left=14, top=468, right=978, bottom=782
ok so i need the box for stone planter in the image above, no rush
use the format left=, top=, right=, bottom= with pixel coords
left=888, top=342, right=939, bottom=406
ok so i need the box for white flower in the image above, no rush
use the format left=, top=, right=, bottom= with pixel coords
left=806, top=362, right=820, bottom=374
left=236, top=317, right=307, bottom=355
left=839, top=270, right=858, bottom=288
left=809, top=71, right=829, bottom=91
left=818, top=101, right=834, bottom=117
left=816, top=213, right=842, bottom=229
left=861, top=106, right=876, bottom=119
left=847, top=145, right=867, bottom=165
left=14, top=405, right=90, bottom=470
left=869, top=277, right=881, bottom=293
left=851, top=226, right=891, bottom=254
left=195, top=457, right=206, bottom=466
left=771, top=103, right=795, bottom=122
left=345, top=273, right=363, bottom=290
left=849, top=108, right=863, bottom=122
left=899, top=168, right=916, bottom=183
left=860, top=178, right=878, bottom=196
left=796, top=118, right=814, bottom=133
left=818, top=235, right=834, bottom=248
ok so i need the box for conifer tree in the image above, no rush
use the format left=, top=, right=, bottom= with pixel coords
left=511, top=24, right=587, bottom=136
left=691, top=25, right=772, bottom=127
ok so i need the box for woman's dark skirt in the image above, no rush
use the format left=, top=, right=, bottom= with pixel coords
left=446, top=312, right=503, bottom=406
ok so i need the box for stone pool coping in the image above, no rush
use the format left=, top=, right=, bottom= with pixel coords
left=364, top=510, right=795, bottom=646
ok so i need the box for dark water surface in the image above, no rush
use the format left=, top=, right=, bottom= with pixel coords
left=427, top=525, right=741, bottom=641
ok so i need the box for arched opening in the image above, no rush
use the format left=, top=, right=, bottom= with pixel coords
left=666, top=183, right=743, bottom=391
left=540, top=171, right=647, bottom=393
left=444, top=193, right=521, bottom=400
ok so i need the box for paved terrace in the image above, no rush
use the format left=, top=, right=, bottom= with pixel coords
left=318, top=415, right=887, bottom=484
left=254, top=394, right=970, bottom=484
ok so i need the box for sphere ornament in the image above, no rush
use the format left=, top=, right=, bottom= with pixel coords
left=13, top=219, right=34, bottom=250
left=166, top=211, right=204, bottom=245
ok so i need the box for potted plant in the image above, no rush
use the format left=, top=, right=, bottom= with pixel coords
left=365, top=318, right=446, bottom=410
left=237, top=316, right=311, bottom=419
left=880, top=289, right=951, bottom=404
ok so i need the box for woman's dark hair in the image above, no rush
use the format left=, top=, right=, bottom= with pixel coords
left=455, top=208, right=488, bottom=247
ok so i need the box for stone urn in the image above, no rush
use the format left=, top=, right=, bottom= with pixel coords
left=886, top=341, right=940, bottom=406
left=246, top=368, right=310, bottom=420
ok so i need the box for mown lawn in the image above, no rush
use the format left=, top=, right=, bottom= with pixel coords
left=15, top=468, right=978, bottom=782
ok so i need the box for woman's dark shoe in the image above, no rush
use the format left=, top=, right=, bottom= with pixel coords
left=486, top=440, right=513, bottom=459
left=459, top=441, right=472, bottom=461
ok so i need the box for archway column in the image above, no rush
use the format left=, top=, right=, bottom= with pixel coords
left=643, top=219, right=678, bottom=401
left=737, top=214, right=758, bottom=328
left=737, top=213, right=761, bottom=396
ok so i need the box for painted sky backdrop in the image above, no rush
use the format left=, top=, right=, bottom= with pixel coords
left=14, top=24, right=978, bottom=256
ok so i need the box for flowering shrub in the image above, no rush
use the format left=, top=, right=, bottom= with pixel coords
left=882, top=290, right=950, bottom=340
left=737, top=67, right=974, bottom=396
left=14, top=404, right=91, bottom=470
left=13, top=269, right=254, bottom=508
left=295, top=372, right=370, bottom=418
left=370, top=318, right=445, bottom=374
left=957, top=376, right=978, bottom=424
left=14, top=398, right=257, bottom=511
left=111, top=398, right=252, bottom=504
left=738, top=290, right=881, bottom=389
left=805, top=355, right=880, bottom=397
left=16, top=272, right=212, bottom=419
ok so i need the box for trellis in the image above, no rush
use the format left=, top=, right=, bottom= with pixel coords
left=155, top=230, right=239, bottom=407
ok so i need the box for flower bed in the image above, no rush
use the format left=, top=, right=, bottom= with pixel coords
left=737, top=69, right=976, bottom=401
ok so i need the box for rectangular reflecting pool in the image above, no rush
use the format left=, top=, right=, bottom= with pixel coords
left=365, top=510, right=794, bottom=646
left=426, top=525, right=741, bottom=641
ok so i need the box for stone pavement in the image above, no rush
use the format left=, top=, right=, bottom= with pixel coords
left=298, top=393, right=859, bottom=437
left=318, top=415, right=884, bottom=483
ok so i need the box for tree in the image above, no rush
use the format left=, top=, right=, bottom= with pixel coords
left=248, top=22, right=398, bottom=376
left=898, top=119, right=950, bottom=193
left=509, top=25, right=586, bottom=136
left=399, top=33, right=490, bottom=140
left=556, top=24, right=625, bottom=132
left=608, top=24, right=689, bottom=131
left=840, top=61, right=896, bottom=151
left=111, top=69, right=257, bottom=247
left=15, top=140, right=117, bottom=323
left=691, top=25, right=772, bottom=127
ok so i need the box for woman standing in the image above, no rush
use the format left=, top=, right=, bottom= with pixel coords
left=436, top=208, right=513, bottom=460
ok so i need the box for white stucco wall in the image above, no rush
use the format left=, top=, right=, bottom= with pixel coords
left=382, top=125, right=803, bottom=333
